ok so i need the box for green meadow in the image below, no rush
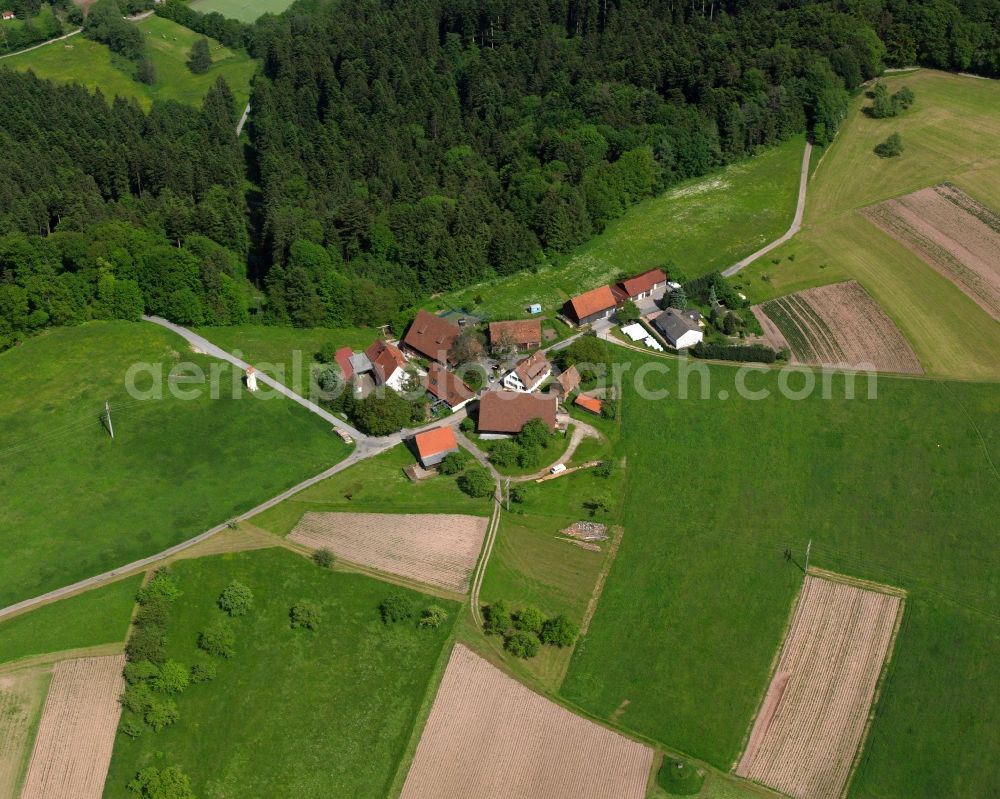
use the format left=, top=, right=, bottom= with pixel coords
left=0, top=575, right=141, bottom=664
left=104, top=549, right=457, bottom=797
left=0, top=321, right=348, bottom=608
left=190, top=0, right=295, bottom=22
left=1, top=16, right=256, bottom=109
left=432, top=136, right=804, bottom=320
left=560, top=353, right=999, bottom=797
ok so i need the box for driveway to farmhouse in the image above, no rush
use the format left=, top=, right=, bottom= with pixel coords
left=722, top=141, right=812, bottom=277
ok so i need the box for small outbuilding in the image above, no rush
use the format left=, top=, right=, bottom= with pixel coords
left=614, top=268, right=667, bottom=301
left=574, top=394, right=603, bottom=416
left=413, top=426, right=459, bottom=468
left=554, top=365, right=581, bottom=397
left=566, top=285, right=617, bottom=326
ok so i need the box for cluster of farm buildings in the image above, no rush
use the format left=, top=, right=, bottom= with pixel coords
left=333, top=267, right=704, bottom=469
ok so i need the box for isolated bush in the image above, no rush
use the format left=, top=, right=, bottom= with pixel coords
left=379, top=593, right=413, bottom=624
left=187, top=37, right=211, bottom=74
left=126, top=626, right=166, bottom=665
left=121, top=682, right=154, bottom=715
left=874, top=132, right=904, bottom=158
left=189, top=661, right=217, bottom=684
left=312, top=548, right=335, bottom=569
left=593, top=460, right=613, bottom=479
left=517, top=418, right=551, bottom=450
left=516, top=443, right=543, bottom=468
left=290, top=600, right=322, bottom=630
left=504, top=630, right=540, bottom=659
left=144, top=696, right=180, bottom=731
left=540, top=615, right=580, bottom=648
left=198, top=620, right=236, bottom=658
left=585, top=494, right=612, bottom=517
left=152, top=660, right=190, bottom=695
left=600, top=399, right=618, bottom=420
left=513, top=606, right=546, bottom=635
left=418, top=605, right=449, bottom=629
left=482, top=600, right=512, bottom=635
left=510, top=485, right=529, bottom=503
left=459, top=416, right=476, bottom=433
left=124, top=661, right=160, bottom=685
left=217, top=581, right=254, bottom=616
left=457, top=466, right=493, bottom=498
left=127, top=765, right=196, bottom=799
left=439, top=451, right=468, bottom=475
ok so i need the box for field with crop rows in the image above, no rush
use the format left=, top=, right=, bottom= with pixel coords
left=20, top=654, right=125, bottom=799
left=757, top=281, right=922, bottom=373
left=862, top=184, right=1000, bottom=321
left=289, top=511, right=489, bottom=593
left=736, top=576, right=903, bottom=799
left=400, top=644, right=654, bottom=799
left=0, top=666, right=50, bottom=798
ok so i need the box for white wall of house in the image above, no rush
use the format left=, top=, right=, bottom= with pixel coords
left=384, top=367, right=408, bottom=392
left=672, top=329, right=704, bottom=349
left=502, top=365, right=551, bottom=393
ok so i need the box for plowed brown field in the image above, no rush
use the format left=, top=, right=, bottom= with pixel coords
left=863, top=184, right=1000, bottom=320
left=757, top=281, right=922, bottom=373
left=736, top=576, right=903, bottom=799
left=288, top=512, right=489, bottom=593
left=400, top=644, right=654, bottom=799
left=19, top=654, right=125, bottom=799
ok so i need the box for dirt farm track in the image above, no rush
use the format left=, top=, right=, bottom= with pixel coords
left=19, top=654, right=125, bottom=799
left=736, top=576, right=903, bottom=799
left=288, top=512, right=489, bottom=593
left=400, top=644, right=654, bottom=799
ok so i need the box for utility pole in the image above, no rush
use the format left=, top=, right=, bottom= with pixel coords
left=104, top=400, right=115, bottom=440
left=804, top=538, right=812, bottom=574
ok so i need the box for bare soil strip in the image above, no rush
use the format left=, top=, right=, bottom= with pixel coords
left=757, top=281, right=922, bottom=373
left=0, top=666, right=51, bottom=798
left=736, top=576, right=903, bottom=799
left=288, top=512, right=489, bottom=593
left=400, top=644, right=654, bottom=799
left=19, top=654, right=125, bottom=799
left=863, top=184, right=1000, bottom=320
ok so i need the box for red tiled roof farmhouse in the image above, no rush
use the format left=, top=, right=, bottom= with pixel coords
left=478, top=391, right=557, bottom=434
left=568, top=285, right=617, bottom=322
left=489, top=319, right=542, bottom=348
left=424, top=363, right=474, bottom=408
left=403, top=310, right=460, bottom=362
left=414, top=426, right=458, bottom=460
left=619, top=268, right=667, bottom=299
left=514, top=350, right=551, bottom=388
left=334, top=346, right=354, bottom=380
left=574, top=394, right=603, bottom=415
left=365, top=339, right=406, bottom=384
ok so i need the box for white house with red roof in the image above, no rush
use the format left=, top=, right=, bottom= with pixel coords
left=365, top=339, right=408, bottom=391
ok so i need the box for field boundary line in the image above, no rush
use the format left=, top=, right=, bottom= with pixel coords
left=580, top=524, right=624, bottom=635
left=840, top=592, right=907, bottom=799
left=939, top=382, right=1000, bottom=482
left=807, top=567, right=908, bottom=598
left=731, top=576, right=805, bottom=772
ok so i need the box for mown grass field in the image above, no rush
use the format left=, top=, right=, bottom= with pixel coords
left=432, top=136, right=804, bottom=320
left=250, top=444, right=492, bottom=537
left=0, top=576, right=141, bottom=665
left=561, top=353, right=999, bottom=797
left=189, top=0, right=295, bottom=22
left=0, top=322, right=348, bottom=608
left=104, top=549, right=458, bottom=798
left=194, top=323, right=378, bottom=385
left=737, top=71, right=1000, bottom=380
left=1, top=16, right=255, bottom=109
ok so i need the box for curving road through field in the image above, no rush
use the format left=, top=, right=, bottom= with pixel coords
left=722, top=141, right=813, bottom=277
